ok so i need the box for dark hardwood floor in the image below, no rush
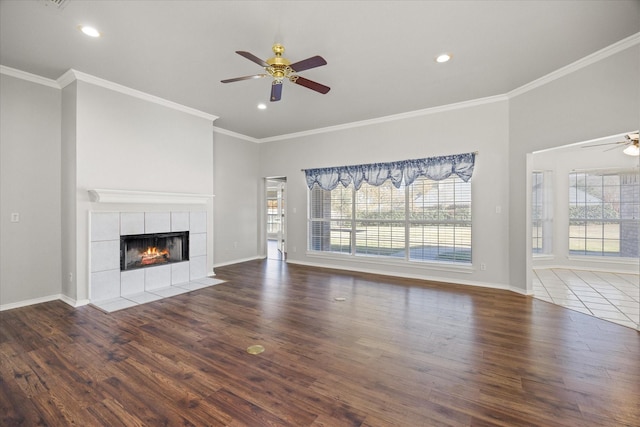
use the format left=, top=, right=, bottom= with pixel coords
left=1, top=259, right=639, bottom=426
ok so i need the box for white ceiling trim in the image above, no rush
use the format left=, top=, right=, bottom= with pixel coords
left=0, top=65, right=59, bottom=88
left=508, top=32, right=640, bottom=99
left=212, top=126, right=260, bottom=143
left=257, top=95, right=509, bottom=144
left=56, top=69, right=219, bottom=122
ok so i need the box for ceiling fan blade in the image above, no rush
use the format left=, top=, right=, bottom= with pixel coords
left=270, top=82, right=283, bottom=102
left=581, top=141, right=626, bottom=148
left=221, top=74, right=267, bottom=83
left=291, top=76, right=330, bottom=94
left=604, top=143, right=629, bottom=152
left=236, top=51, right=269, bottom=68
left=290, top=55, right=327, bottom=72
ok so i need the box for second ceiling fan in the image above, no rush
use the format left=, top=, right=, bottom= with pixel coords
left=221, top=43, right=330, bottom=102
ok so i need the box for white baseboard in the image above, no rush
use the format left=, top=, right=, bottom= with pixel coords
left=0, top=293, right=91, bottom=311
left=1, top=294, right=63, bottom=311
left=286, top=259, right=524, bottom=295
left=213, top=255, right=265, bottom=268
left=59, top=294, right=90, bottom=308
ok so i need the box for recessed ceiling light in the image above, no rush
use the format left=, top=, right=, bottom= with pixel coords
left=257, top=103, right=267, bottom=110
left=435, top=53, right=452, bottom=63
left=79, top=25, right=101, bottom=38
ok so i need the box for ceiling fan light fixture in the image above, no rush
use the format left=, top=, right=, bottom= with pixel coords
left=623, top=144, right=639, bottom=156
left=435, top=53, right=452, bottom=63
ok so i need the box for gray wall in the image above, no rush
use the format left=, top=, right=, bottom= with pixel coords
left=1, top=74, right=62, bottom=307
left=61, top=81, right=77, bottom=300
left=259, top=100, right=514, bottom=291
left=509, top=45, right=639, bottom=291
left=213, top=132, right=261, bottom=266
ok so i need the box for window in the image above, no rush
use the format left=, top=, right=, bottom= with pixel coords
left=308, top=176, right=472, bottom=264
left=569, top=169, right=639, bottom=258
left=532, top=171, right=553, bottom=254
left=266, top=194, right=280, bottom=234
left=309, top=184, right=353, bottom=254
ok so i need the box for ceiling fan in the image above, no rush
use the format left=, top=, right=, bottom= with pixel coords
left=582, top=131, right=640, bottom=156
left=221, top=43, right=330, bottom=102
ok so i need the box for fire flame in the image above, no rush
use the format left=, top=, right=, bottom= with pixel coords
left=140, top=246, right=170, bottom=265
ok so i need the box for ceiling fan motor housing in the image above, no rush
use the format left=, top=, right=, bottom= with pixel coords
left=266, top=44, right=292, bottom=81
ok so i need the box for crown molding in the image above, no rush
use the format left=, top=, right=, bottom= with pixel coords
left=57, top=69, right=219, bottom=122
left=0, top=65, right=60, bottom=88
left=212, top=126, right=259, bottom=143
left=508, top=32, right=640, bottom=99
left=257, top=94, right=509, bottom=143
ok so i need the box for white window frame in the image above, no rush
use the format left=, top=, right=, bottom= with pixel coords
left=568, top=169, right=639, bottom=259
left=307, top=175, right=472, bottom=266
left=532, top=170, right=553, bottom=256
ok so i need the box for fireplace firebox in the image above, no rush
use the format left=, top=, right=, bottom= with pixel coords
left=120, top=231, right=189, bottom=271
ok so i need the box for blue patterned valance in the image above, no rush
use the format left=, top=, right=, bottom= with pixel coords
left=304, top=152, right=476, bottom=190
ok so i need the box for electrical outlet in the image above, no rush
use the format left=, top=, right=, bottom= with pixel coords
left=292, top=246, right=297, bottom=253
left=480, top=263, right=486, bottom=271
left=10, top=213, right=20, bottom=222
left=69, top=272, right=73, bottom=283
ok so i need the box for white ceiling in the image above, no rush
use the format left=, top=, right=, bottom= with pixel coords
left=1, top=0, right=638, bottom=140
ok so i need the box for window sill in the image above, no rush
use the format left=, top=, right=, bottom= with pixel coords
left=305, top=251, right=474, bottom=274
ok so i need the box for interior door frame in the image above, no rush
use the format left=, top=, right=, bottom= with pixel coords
left=264, top=176, right=287, bottom=260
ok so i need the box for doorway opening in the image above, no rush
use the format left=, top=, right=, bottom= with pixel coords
left=528, top=133, right=640, bottom=330
left=266, top=177, right=286, bottom=261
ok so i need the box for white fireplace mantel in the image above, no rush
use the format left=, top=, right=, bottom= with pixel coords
left=88, top=189, right=214, bottom=205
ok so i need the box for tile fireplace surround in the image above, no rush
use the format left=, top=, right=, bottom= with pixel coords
left=90, top=210, right=222, bottom=312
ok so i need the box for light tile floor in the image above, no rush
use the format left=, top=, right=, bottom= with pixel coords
left=91, top=277, right=226, bottom=313
left=533, top=268, right=639, bottom=329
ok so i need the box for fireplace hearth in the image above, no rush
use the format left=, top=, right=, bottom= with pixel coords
left=121, top=231, right=189, bottom=271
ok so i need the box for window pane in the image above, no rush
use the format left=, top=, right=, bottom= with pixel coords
left=355, top=181, right=405, bottom=220
left=585, top=238, right=603, bottom=254
left=309, top=185, right=354, bottom=253
left=569, top=237, right=586, bottom=254
left=408, top=223, right=471, bottom=262
left=568, top=169, right=639, bottom=258
left=569, top=221, right=585, bottom=238
left=408, top=176, right=471, bottom=264
left=308, top=220, right=352, bottom=253
left=354, top=221, right=405, bottom=257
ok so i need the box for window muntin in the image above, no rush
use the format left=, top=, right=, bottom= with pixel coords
left=308, top=176, right=472, bottom=264
left=568, top=170, right=639, bottom=258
